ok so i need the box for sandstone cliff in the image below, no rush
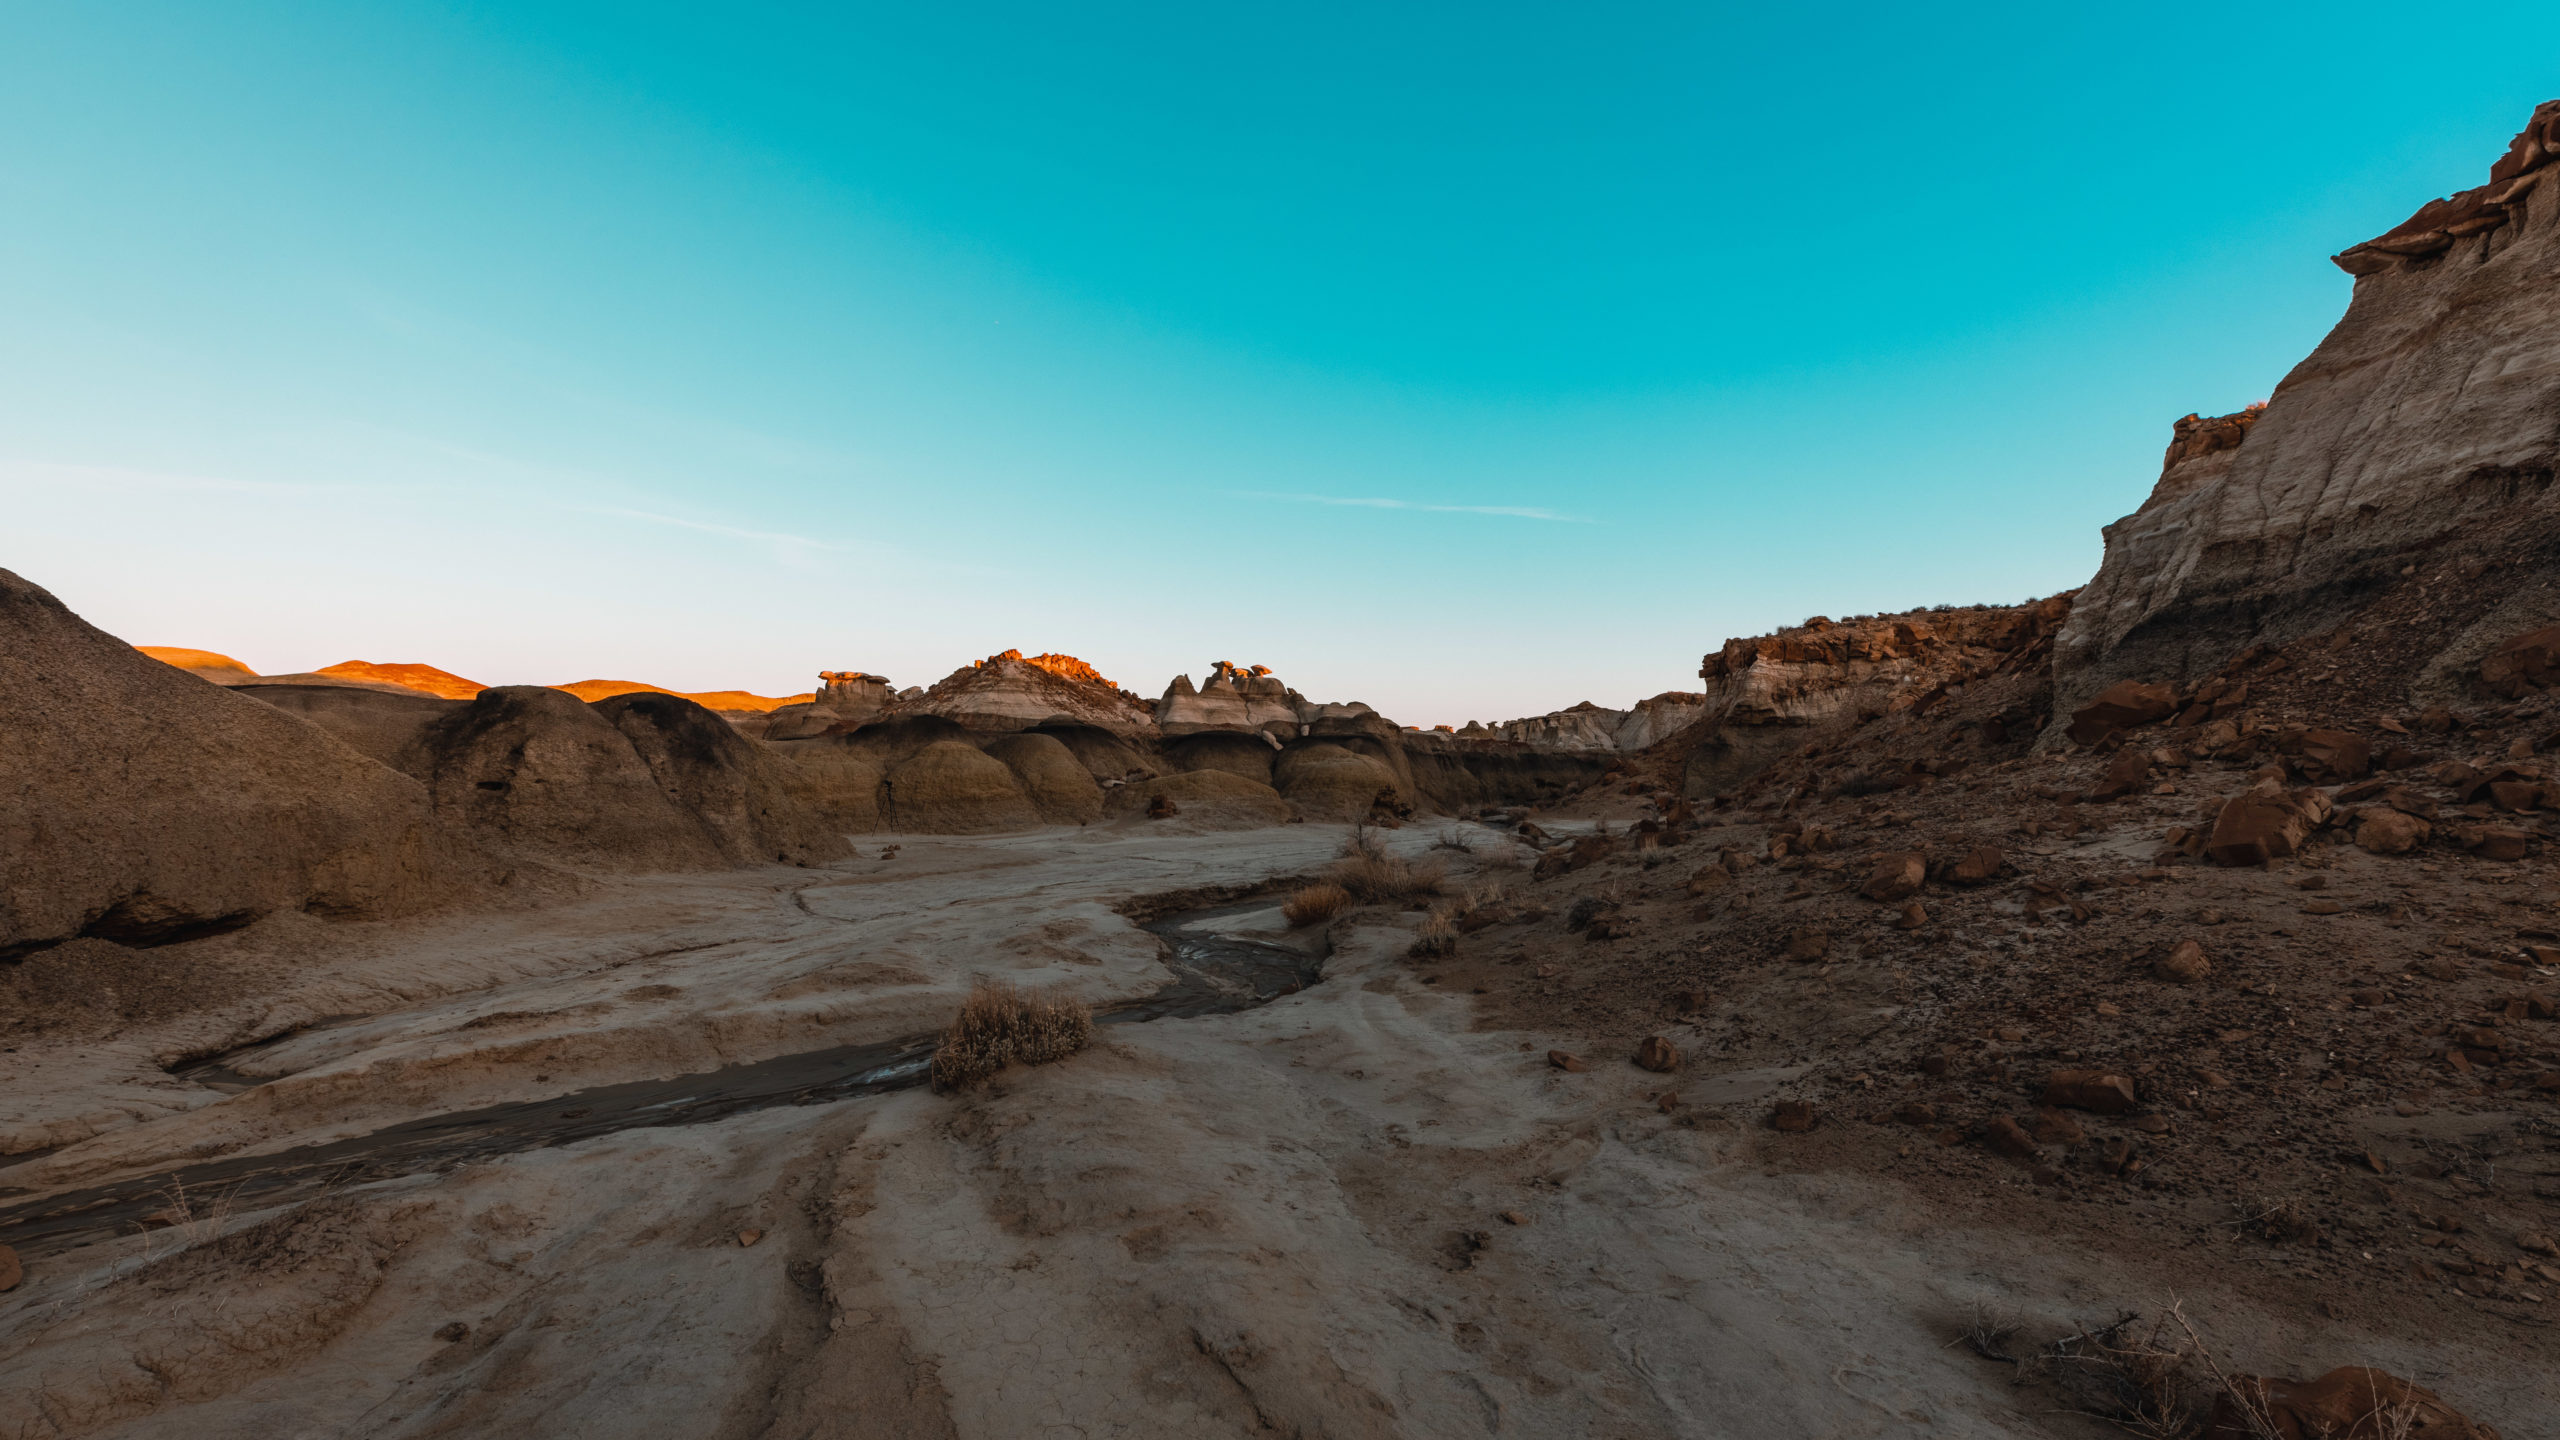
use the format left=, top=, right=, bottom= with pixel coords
left=2054, top=99, right=2560, bottom=719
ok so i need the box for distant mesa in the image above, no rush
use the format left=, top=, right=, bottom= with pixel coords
left=553, top=679, right=817, bottom=714
left=135, top=646, right=256, bottom=680
left=318, top=660, right=487, bottom=700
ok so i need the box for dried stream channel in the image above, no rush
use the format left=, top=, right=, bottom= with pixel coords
left=0, top=898, right=1326, bottom=1258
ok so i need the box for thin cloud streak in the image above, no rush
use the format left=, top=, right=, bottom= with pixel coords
left=1237, top=490, right=1594, bottom=523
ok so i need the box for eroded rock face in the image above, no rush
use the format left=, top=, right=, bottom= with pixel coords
left=1156, top=661, right=1308, bottom=736
left=2056, top=99, right=2560, bottom=718
left=401, top=687, right=731, bottom=871
left=899, top=650, right=1155, bottom=735
left=4, top=570, right=471, bottom=955
left=592, top=692, right=849, bottom=866
left=1662, top=598, right=2073, bottom=795
left=1474, top=694, right=1711, bottom=753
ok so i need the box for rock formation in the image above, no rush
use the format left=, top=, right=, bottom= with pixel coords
left=1157, top=662, right=1311, bottom=736
left=896, top=650, right=1155, bottom=734
left=1651, top=600, right=2074, bottom=794
left=399, top=686, right=845, bottom=870
left=4, top=570, right=470, bottom=956
left=1472, top=693, right=1711, bottom=752
left=2056, top=98, right=2560, bottom=718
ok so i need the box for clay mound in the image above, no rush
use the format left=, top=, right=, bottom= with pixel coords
left=883, top=741, right=1040, bottom=833
left=136, top=645, right=257, bottom=680
left=766, top=737, right=886, bottom=833
left=4, top=570, right=467, bottom=956
left=315, top=660, right=486, bottom=700
left=555, top=679, right=817, bottom=713
left=1275, top=743, right=1413, bottom=822
left=1033, top=723, right=1163, bottom=785
left=1109, top=769, right=1296, bottom=830
left=983, top=733, right=1106, bottom=825
left=592, top=692, right=850, bottom=865
left=896, top=650, right=1156, bottom=734
left=240, top=685, right=462, bottom=768
left=400, top=686, right=727, bottom=871
left=756, top=702, right=839, bottom=742
left=1163, top=731, right=1278, bottom=787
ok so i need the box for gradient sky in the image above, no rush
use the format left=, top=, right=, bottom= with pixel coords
left=5, top=5, right=2556, bottom=725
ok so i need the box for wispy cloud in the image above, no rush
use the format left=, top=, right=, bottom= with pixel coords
left=1236, top=490, right=1593, bottom=523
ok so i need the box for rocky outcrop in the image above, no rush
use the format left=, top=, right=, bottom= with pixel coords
left=896, top=650, right=1154, bottom=735
left=1157, top=662, right=1309, bottom=736
left=5, top=571, right=471, bottom=956
left=1470, top=693, right=1711, bottom=752
left=882, top=741, right=1042, bottom=833
left=2056, top=99, right=2560, bottom=719
left=555, top=678, right=815, bottom=713
left=981, top=733, right=1106, bottom=825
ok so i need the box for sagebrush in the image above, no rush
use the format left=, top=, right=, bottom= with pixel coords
left=930, top=980, right=1093, bottom=1092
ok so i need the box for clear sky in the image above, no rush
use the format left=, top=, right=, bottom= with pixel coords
left=4, top=6, right=2555, bottom=725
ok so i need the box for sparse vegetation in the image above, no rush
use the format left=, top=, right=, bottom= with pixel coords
left=1282, top=881, right=1353, bottom=928
left=1329, top=826, right=1445, bottom=903
left=929, top=979, right=1093, bottom=1092
left=1408, top=907, right=1456, bottom=959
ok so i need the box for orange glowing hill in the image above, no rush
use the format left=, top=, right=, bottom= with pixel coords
left=136, top=646, right=257, bottom=679
left=553, top=679, right=817, bottom=713
left=315, top=660, right=487, bottom=700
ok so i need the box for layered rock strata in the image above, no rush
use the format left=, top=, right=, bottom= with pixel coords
left=894, top=650, right=1155, bottom=735
left=2055, top=98, right=2560, bottom=719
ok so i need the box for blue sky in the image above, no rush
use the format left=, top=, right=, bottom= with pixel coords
left=4, top=5, right=2555, bottom=725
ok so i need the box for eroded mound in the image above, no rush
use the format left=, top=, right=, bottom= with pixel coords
left=1, top=570, right=470, bottom=957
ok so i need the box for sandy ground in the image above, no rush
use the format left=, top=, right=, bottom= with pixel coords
left=0, top=821, right=2536, bottom=1438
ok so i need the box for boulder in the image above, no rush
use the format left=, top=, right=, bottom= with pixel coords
left=2088, top=747, right=2153, bottom=800
left=883, top=741, right=1040, bottom=834
left=1947, top=845, right=2006, bottom=885
left=2356, top=809, right=2431, bottom=855
left=1982, top=1115, right=2041, bottom=1158
left=2481, top=624, right=2560, bottom=698
left=1633, top=1036, right=1679, bottom=1072
left=2205, top=781, right=2332, bottom=866
left=0, top=1242, right=17, bottom=1292
left=2, top=568, right=472, bottom=956
left=2298, top=729, right=2372, bottom=781
left=2043, top=1069, right=2138, bottom=1113
left=2206, top=1366, right=2501, bottom=1440
left=983, top=732, right=1106, bottom=825
left=1770, top=1101, right=1818, bottom=1132
left=1861, top=852, right=1926, bottom=902
left=2066, top=681, right=2177, bottom=746
left=2156, top=939, right=2213, bottom=983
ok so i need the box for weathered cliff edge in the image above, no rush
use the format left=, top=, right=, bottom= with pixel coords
left=2053, top=99, right=2560, bottom=719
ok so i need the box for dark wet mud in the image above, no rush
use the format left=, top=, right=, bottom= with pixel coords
left=0, top=902, right=1324, bottom=1258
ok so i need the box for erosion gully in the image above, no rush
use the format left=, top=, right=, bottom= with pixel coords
left=0, top=898, right=1324, bottom=1259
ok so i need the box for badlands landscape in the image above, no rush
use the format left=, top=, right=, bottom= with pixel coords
left=7, top=103, right=2560, bottom=1440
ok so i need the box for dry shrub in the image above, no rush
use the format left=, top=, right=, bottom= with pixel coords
left=1283, top=882, right=1353, bottom=928
left=930, top=979, right=1093, bottom=1092
left=1331, top=828, right=1446, bottom=903
left=1408, top=908, right=1456, bottom=959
